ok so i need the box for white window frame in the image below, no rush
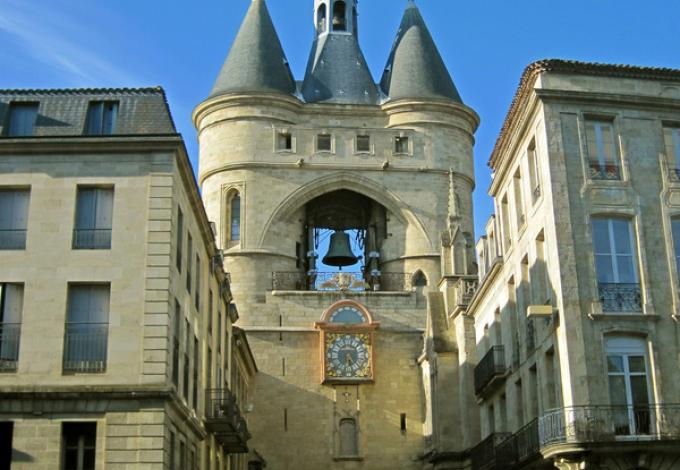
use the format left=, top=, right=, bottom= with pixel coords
left=592, top=217, right=639, bottom=284
left=585, top=119, right=622, bottom=180
left=354, top=134, right=373, bottom=155
left=315, top=133, right=334, bottom=154
left=663, top=126, right=680, bottom=174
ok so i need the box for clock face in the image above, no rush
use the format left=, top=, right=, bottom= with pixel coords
left=328, top=305, right=366, bottom=324
left=325, top=333, right=371, bottom=380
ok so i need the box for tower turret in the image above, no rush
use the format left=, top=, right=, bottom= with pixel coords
left=302, top=0, right=378, bottom=104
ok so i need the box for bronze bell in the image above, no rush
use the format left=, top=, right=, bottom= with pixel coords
left=322, top=231, right=358, bottom=268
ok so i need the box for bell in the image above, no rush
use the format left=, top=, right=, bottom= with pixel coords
left=322, top=231, right=358, bottom=268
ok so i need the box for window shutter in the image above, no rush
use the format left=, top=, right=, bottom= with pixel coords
left=2, top=284, right=23, bottom=324
left=76, top=189, right=96, bottom=230
left=94, top=189, right=114, bottom=230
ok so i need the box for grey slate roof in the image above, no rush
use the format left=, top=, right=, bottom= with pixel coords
left=210, top=0, right=296, bottom=98
left=301, top=34, right=379, bottom=105
left=380, top=1, right=462, bottom=103
left=0, top=87, right=177, bottom=137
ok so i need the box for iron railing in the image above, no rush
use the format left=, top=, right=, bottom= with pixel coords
left=471, top=432, right=511, bottom=470
left=0, top=230, right=26, bottom=250
left=668, top=166, right=680, bottom=182
left=63, top=323, right=108, bottom=373
left=495, top=419, right=541, bottom=467
left=72, top=229, right=112, bottom=249
left=538, top=404, right=680, bottom=447
left=0, top=323, right=21, bottom=371
left=271, top=271, right=413, bottom=292
left=598, top=283, right=642, bottom=312
left=589, top=162, right=621, bottom=180
left=205, top=388, right=251, bottom=453
left=474, top=346, right=507, bottom=395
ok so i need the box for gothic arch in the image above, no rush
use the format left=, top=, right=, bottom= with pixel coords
left=258, top=172, right=433, bottom=250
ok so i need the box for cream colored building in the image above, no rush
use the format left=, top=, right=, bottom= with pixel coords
left=0, top=88, right=256, bottom=469
left=467, top=61, right=680, bottom=469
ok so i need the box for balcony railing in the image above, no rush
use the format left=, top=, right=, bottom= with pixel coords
left=0, top=323, right=21, bottom=371
left=539, top=404, right=680, bottom=447
left=271, top=271, right=412, bottom=292
left=495, top=419, right=540, bottom=468
left=471, top=433, right=511, bottom=470
left=474, top=346, right=507, bottom=396
left=205, top=388, right=251, bottom=453
left=72, top=229, right=112, bottom=250
left=598, top=283, right=642, bottom=312
left=589, top=162, right=621, bottom=180
left=63, top=323, right=108, bottom=373
left=667, top=166, right=680, bottom=182
left=0, top=229, right=26, bottom=250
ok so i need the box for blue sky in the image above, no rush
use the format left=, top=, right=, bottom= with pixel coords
left=1, top=0, right=679, bottom=237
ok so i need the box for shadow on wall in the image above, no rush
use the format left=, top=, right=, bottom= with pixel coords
left=13, top=448, right=35, bottom=462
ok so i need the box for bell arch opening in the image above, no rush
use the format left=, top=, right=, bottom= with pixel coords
left=332, top=1, right=347, bottom=31
left=316, top=4, right=327, bottom=33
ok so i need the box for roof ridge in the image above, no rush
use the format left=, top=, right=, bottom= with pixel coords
left=0, top=86, right=165, bottom=96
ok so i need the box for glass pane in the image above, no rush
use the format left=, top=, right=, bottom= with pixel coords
left=1, top=284, right=23, bottom=323
left=612, top=219, right=632, bottom=254
left=630, top=375, right=649, bottom=406
left=76, top=189, right=96, bottom=230
left=585, top=121, right=598, bottom=161
left=673, top=220, right=680, bottom=260
left=628, top=356, right=646, bottom=373
left=102, top=102, right=118, bottom=135
left=607, top=355, right=624, bottom=373
left=616, top=255, right=637, bottom=283
left=94, top=189, right=114, bottom=229
left=595, top=255, right=614, bottom=282
left=608, top=375, right=627, bottom=406
left=83, top=450, right=96, bottom=470
left=601, top=123, right=616, bottom=164
left=592, top=219, right=610, bottom=253
left=664, top=127, right=677, bottom=166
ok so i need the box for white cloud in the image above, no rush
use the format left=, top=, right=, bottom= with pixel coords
left=0, top=0, right=142, bottom=86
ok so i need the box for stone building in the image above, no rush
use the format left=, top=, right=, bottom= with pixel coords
left=468, top=61, right=680, bottom=469
left=0, top=88, right=255, bottom=469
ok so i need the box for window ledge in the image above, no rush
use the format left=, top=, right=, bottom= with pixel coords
left=587, top=313, right=660, bottom=322
left=333, top=455, right=363, bottom=462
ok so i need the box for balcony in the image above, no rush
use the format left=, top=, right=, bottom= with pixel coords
left=0, top=323, right=21, bottom=372
left=667, top=166, right=680, bottom=183
left=474, top=346, right=507, bottom=396
left=205, top=388, right=251, bottom=454
left=598, top=283, right=642, bottom=312
left=72, top=229, right=112, bottom=250
left=0, top=229, right=26, bottom=250
left=495, top=419, right=541, bottom=468
left=63, top=323, right=108, bottom=373
left=271, top=271, right=412, bottom=292
left=539, top=405, right=680, bottom=448
left=589, top=162, right=621, bottom=180
left=471, top=432, right=511, bottom=470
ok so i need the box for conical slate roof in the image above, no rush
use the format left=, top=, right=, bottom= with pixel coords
left=301, top=34, right=379, bottom=105
left=210, top=0, right=296, bottom=98
left=380, top=1, right=462, bottom=103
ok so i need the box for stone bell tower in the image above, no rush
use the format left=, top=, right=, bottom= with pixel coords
left=194, top=0, right=479, bottom=468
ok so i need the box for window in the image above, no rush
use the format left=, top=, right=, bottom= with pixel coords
left=606, top=337, right=651, bottom=436
left=207, top=346, right=213, bottom=391
left=412, top=271, right=427, bottom=287
left=195, top=255, right=201, bottom=310
left=0, top=422, right=12, bottom=469
left=183, top=320, right=191, bottom=401
left=61, top=422, right=96, bottom=470
left=176, top=208, right=183, bottom=271
left=317, top=4, right=327, bottom=33
left=356, top=135, right=371, bottom=153
left=172, top=300, right=181, bottom=387
left=186, top=234, right=193, bottom=292
left=672, top=219, right=680, bottom=278
left=316, top=134, right=332, bottom=152
left=0, top=283, right=24, bottom=372
left=277, top=132, right=292, bottom=151
left=179, top=440, right=187, bottom=470
left=208, top=290, right=214, bottom=336
left=664, top=126, right=680, bottom=181
left=513, top=170, right=525, bottom=229
left=229, top=193, right=241, bottom=243
left=585, top=119, right=621, bottom=180
left=592, top=218, right=641, bottom=312
left=500, top=195, right=511, bottom=251
left=73, top=187, right=113, bottom=249
left=0, top=189, right=29, bottom=250
left=63, top=285, right=110, bottom=373
left=394, top=136, right=409, bottom=154
left=527, top=140, right=541, bottom=202
left=169, top=431, right=176, bottom=469
left=192, top=336, right=199, bottom=410
left=332, top=1, right=347, bottom=31
left=6, top=102, right=39, bottom=137
left=85, top=101, right=118, bottom=135
left=338, top=418, right=357, bottom=456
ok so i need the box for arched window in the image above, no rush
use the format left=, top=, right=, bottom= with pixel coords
left=412, top=270, right=427, bottom=287
left=228, top=192, right=241, bottom=243
left=332, top=1, right=346, bottom=31
left=316, top=4, right=327, bottom=33
left=339, top=418, right=358, bottom=456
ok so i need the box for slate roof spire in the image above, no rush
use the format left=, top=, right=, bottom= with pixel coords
left=301, top=0, right=379, bottom=105
left=209, top=0, right=296, bottom=98
left=380, top=1, right=463, bottom=103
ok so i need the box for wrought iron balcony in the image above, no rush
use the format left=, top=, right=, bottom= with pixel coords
left=0, top=323, right=21, bottom=372
left=539, top=404, right=680, bottom=447
left=598, top=283, right=642, bottom=312
left=0, top=229, right=26, bottom=250
left=63, top=323, right=108, bottom=373
left=271, top=271, right=412, bottom=292
left=668, top=166, right=680, bottom=182
left=589, top=162, right=621, bottom=180
left=471, top=432, right=511, bottom=470
left=72, top=229, right=112, bottom=249
left=474, top=346, right=507, bottom=396
left=205, top=388, right=251, bottom=453
left=495, top=419, right=540, bottom=468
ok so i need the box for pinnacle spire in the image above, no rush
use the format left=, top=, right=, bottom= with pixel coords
left=380, top=2, right=462, bottom=103
left=209, top=0, right=296, bottom=98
